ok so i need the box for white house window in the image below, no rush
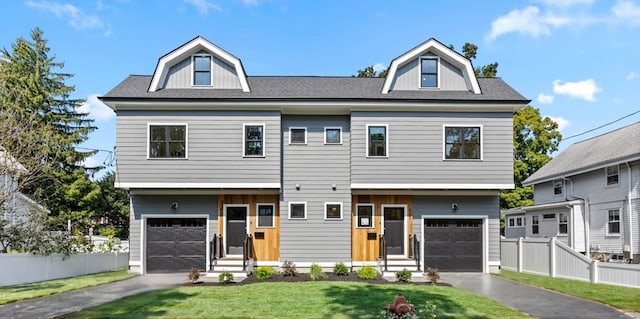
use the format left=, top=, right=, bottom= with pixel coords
left=444, top=126, right=481, bottom=159
left=324, top=127, right=342, bottom=144
left=356, top=204, right=374, bottom=228
left=508, top=216, right=524, bottom=228
left=553, top=179, right=563, bottom=195
left=289, top=127, right=306, bottom=144
left=193, top=55, right=211, bottom=86
left=532, top=215, right=539, bottom=234
left=257, top=204, right=275, bottom=228
left=367, top=125, right=387, bottom=157
left=420, top=57, right=438, bottom=88
left=543, top=213, right=555, bottom=219
left=244, top=124, right=264, bottom=156
left=558, top=213, right=568, bottom=235
left=608, top=209, right=620, bottom=235
left=606, top=165, right=619, bottom=185
left=289, top=202, right=306, bottom=219
left=148, top=124, right=186, bottom=158
left=325, top=202, right=342, bottom=220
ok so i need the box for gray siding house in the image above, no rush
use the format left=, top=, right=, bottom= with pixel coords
left=505, top=122, right=640, bottom=263
left=1, top=149, right=48, bottom=227
left=100, top=36, right=529, bottom=274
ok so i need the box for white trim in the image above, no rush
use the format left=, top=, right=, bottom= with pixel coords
left=223, top=204, right=250, bottom=257
left=243, top=123, right=266, bottom=157
left=365, top=124, right=389, bottom=158
left=419, top=56, right=440, bottom=89
left=288, top=202, right=307, bottom=220
left=324, top=202, right=343, bottom=220
left=115, top=182, right=280, bottom=189
left=507, top=216, right=525, bottom=228
left=487, top=260, right=501, bottom=266
left=129, top=260, right=142, bottom=266
left=442, top=124, right=483, bottom=161
left=381, top=205, right=409, bottom=258
left=606, top=208, right=622, bottom=236
left=324, top=127, right=343, bottom=144
left=147, top=123, right=188, bottom=159
left=350, top=183, right=514, bottom=190
left=256, top=203, right=276, bottom=229
left=288, top=127, right=307, bottom=145
left=355, top=203, right=375, bottom=229
left=191, top=54, right=213, bottom=87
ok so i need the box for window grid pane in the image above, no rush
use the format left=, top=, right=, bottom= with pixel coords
left=368, top=126, right=386, bottom=156
left=149, top=125, right=186, bottom=158
left=608, top=210, right=620, bottom=234
left=193, top=56, right=211, bottom=86
left=421, top=58, right=437, bottom=88
left=445, top=126, right=480, bottom=159
left=245, top=125, right=264, bottom=156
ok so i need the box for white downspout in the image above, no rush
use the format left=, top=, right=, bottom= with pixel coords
left=625, top=162, right=634, bottom=261
left=564, top=177, right=590, bottom=256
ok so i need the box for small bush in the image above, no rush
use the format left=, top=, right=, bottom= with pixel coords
left=255, top=266, right=274, bottom=280
left=426, top=267, right=440, bottom=285
left=333, top=262, right=349, bottom=276
left=218, top=271, right=234, bottom=284
left=395, top=268, right=412, bottom=282
left=188, top=267, right=200, bottom=283
left=356, top=266, right=378, bottom=280
left=281, top=260, right=297, bottom=276
left=310, top=263, right=328, bottom=280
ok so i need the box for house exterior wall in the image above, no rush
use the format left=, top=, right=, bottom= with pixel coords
left=391, top=56, right=468, bottom=91
left=163, top=56, right=241, bottom=89
left=279, top=115, right=352, bottom=263
left=115, top=110, right=281, bottom=185
left=505, top=213, right=526, bottom=238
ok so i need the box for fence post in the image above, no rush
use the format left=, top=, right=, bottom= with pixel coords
left=590, top=260, right=599, bottom=284
left=517, top=237, right=523, bottom=273
left=549, top=237, right=556, bottom=278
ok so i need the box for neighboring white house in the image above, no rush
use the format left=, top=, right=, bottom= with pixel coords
left=504, top=121, right=640, bottom=263
left=0, top=148, right=48, bottom=226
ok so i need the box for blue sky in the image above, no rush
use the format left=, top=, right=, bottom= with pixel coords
left=1, top=0, right=639, bottom=177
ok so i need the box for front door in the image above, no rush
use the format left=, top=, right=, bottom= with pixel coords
left=226, top=206, right=247, bottom=255
left=384, top=206, right=405, bottom=256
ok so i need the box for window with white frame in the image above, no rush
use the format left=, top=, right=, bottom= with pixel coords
left=324, top=127, right=342, bottom=144
left=148, top=124, right=187, bottom=158
left=444, top=126, right=481, bottom=159
left=289, top=202, right=306, bottom=219
left=367, top=125, right=387, bottom=157
left=257, top=204, right=275, bottom=228
left=608, top=209, right=620, bottom=235
left=289, top=127, right=306, bottom=144
left=356, top=204, right=374, bottom=228
left=558, top=213, right=568, bottom=234
left=244, top=124, right=264, bottom=156
left=325, top=203, right=342, bottom=220
left=193, top=55, right=211, bottom=86
left=507, top=216, right=524, bottom=228
left=420, top=57, right=438, bottom=88
left=553, top=179, right=563, bottom=195
left=532, top=215, right=539, bottom=234
left=606, top=165, right=619, bottom=185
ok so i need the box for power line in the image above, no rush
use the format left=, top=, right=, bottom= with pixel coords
left=562, top=109, right=640, bottom=142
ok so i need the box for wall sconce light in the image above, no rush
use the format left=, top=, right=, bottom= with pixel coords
left=331, top=184, right=337, bottom=191
left=295, top=183, right=300, bottom=191
left=451, top=203, right=458, bottom=212
left=171, top=202, right=179, bottom=210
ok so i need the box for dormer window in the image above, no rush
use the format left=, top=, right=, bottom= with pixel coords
left=193, top=55, right=211, bottom=86
left=420, top=57, right=438, bottom=88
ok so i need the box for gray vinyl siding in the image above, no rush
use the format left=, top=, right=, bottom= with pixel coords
left=280, top=116, right=351, bottom=262
left=129, top=194, right=218, bottom=264
left=115, top=110, right=280, bottom=185
left=391, top=56, right=468, bottom=91
left=505, top=213, right=526, bottom=238
left=413, top=195, right=501, bottom=263
left=163, top=55, right=241, bottom=89
left=350, top=112, right=513, bottom=186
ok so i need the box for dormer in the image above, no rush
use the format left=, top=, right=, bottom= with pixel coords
left=382, top=38, right=481, bottom=94
left=148, top=36, right=250, bottom=92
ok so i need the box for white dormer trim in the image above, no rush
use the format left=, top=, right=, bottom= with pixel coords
left=148, top=36, right=250, bottom=93
left=381, top=38, right=481, bottom=95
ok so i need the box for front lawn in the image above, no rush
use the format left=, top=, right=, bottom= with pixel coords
left=63, top=281, right=530, bottom=319
left=498, top=270, right=640, bottom=312
left=0, top=269, right=134, bottom=305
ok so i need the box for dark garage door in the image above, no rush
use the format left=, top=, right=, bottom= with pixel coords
left=423, top=219, right=482, bottom=272
left=146, top=218, right=206, bottom=273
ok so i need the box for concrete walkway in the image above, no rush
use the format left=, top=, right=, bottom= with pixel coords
left=0, top=274, right=187, bottom=319
left=443, top=273, right=637, bottom=319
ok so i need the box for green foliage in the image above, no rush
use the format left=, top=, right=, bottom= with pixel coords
left=218, top=271, right=234, bottom=284
left=0, top=209, right=77, bottom=257
left=356, top=266, right=378, bottom=280
left=333, top=262, right=349, bottom=276
left=395, top=269, right=412, bottom=282
left=281, top=260, right=297, bottom=277
left=255, top=266, right=274, bottom=280
left=98, top=226, right=118, bottom=239
left=309, top=263, right=328, bottom=281
left=354, top=65, right=388, bottom=78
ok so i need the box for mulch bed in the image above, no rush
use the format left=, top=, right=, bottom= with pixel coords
left=187, top=272, right=451, bottom=286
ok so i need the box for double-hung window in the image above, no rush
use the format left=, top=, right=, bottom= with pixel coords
left=606, top=165, right=619, bottom=185
left=243, top=124, right=265, bottom=156
left=508, top=216, right=524, bottom=228
left=444, top=126, right=481, bottom=159
left=608, top=209, right=620, bottom=235
left=148, top=124, right=187, bottom=158
left=532, top=215, right=539, bottom=234
left=553, top=179, right=563, bottom=195
left=558, top=213, right=568, bottom=235
left=367, top=125, right=387, bottom=157
left=193, top=55, right=211, bottom=86
left=420, top=57, right=438, bottom=88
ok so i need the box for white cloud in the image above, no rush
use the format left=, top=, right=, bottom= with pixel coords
left=537, top=93, right=555, bottom=104
left=26, top=1, right=107, bottom=32
left=241, top=0, right=261, bottom=6
left=546, top=116, right=570, bottom=131
left=535, top=0, right=593, bottom=7
left=373, top=63, right=386, bottom=73
left=626, top=71, right=638, bottom=80
left=612, top=0, right=640, bottom=25
left=77, top=94, right=115, bottom=121
left=552, top=79, right=601, bottom=102
left=487, top=6, right=571, bottom=40
left=183, top=0, right=222, bottom=15
left=79, top=156, right=101, bottom=169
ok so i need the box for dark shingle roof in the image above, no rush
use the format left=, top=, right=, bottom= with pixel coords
left=524, top=121, right=640, bottom=185
left=102, top=75, right=528, bottom=103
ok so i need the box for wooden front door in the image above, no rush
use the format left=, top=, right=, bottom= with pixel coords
left=384, top=206, right=405, bottom=256
left=225, top=206, right=247, bottom=255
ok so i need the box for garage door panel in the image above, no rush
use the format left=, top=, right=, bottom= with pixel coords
left=146, top=218, right=206, bottom=273
left=424, top=219, right=483, bottom=272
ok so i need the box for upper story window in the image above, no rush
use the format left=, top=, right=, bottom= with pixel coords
left=606, top=165, right=619, bottom=185
left=444, top=126, right=481, bottom=160
left=420, top=57, right=438, bottom=88
left=553, top=179, right=563, bottom=195
left=243, top=124, right=265, bottom=157
left=324, top=127, right=342, bottom=144
left=608, top=209, right=620, bottom=235
left=367, top=125, right=388, bottom=157
left=148, top=124, right=186, bottom=159
left=289, top=127, right=306, bottom=144
left=193, top=55, right=211, bottom=86
left=558, top=213, right=568, bottom=235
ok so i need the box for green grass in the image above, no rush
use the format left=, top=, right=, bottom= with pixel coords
left=498, top=270, right=640, bottom=312
left=0, top=269, right=134, bottom=305
left=63, top=281, right=531, bottom=319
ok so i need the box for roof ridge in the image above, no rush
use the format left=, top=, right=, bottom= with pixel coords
left=572, top=120, right=640, bottom=145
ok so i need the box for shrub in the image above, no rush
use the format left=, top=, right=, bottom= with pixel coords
left=356, top=266, right=378, bottom=280
left=255, top=266, right=274, bottom=280
left=188, top=267, right=200, bottom=283
left=281, top=260, right=297, bottom=276
left=426, top=267, right=440, bottom=285
left=310, top=263, right=328, bottom=280
left=218, top=271, right=234, bottom=284
left=395, top=268, right=412, bottom=282
left=333, top=262, right=349, bottom=276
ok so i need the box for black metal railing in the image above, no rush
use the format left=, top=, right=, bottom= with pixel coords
left=411, top=234, right=421, bottom=271
left=379, top=234, right=388, bottom=271
left=242, top=234, right=254, bottom=272
left=210, top=234, right=224, bottom=271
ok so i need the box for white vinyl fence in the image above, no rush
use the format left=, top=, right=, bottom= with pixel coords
left=0, top=252, right=129, bottom=286
left=501, top=237, right=640, bottom=288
